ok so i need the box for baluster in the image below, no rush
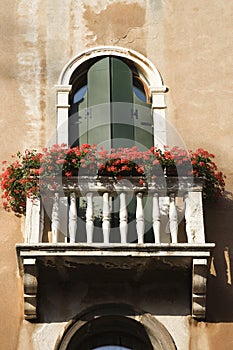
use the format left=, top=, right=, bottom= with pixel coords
left=152, top=192, right=160, bottom=243
left=102, top=192, right=110, bottom=244
left=86, top=192, right=94, bottom=244
left=184, top=193, right=192, bottom=243
left=159, top=196, right=170, bottom=241
left=39, top=202, right=44, bottom=242
left=69, top=192, right=77, bottom=243
left=136, top=192, right=144, bottom=244
left=119, top=192, right=128, bottom=243
left=52, top=192, right=60, bottom=243
left=169, top=193, right=178, bottom=243
left=59, top=197, right=68, bottom=242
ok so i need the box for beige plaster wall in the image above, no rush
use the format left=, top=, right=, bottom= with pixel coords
left=0, top=0, right=232, bottom=349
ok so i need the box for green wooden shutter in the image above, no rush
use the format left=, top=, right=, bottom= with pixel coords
left=70, top=56, right=153, bottom=150
left=87, top=57, right=135, bottom=149
left=110, top=57, right=134, bottom=149
left=87, top=57, right=111, bottom=149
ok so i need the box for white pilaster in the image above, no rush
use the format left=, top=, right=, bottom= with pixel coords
left=150, top=86, right=168, bottom=147
left=56, top=85, right=72, bottom=145
left=25, top=197, right=44, bottom=243
left=185, top=191, right=205, bottom=243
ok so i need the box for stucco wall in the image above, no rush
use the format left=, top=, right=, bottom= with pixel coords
left=0, top=0, right=232, bottom=349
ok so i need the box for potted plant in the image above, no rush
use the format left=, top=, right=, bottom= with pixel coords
left=0, top=150, right=42, bottom=215
left=39, top=143, right=97, bottom=178
left=97, top=146, right=146, bottom=186
left=190, top=148, right=225, bottom=200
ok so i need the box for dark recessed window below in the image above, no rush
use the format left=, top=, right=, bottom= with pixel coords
left=63, top=316, right=153, bottom=350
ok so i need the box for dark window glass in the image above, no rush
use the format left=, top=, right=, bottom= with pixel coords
left=93, top=347, right=132, bottom=350
left=64, top=316, right=153, bottom=350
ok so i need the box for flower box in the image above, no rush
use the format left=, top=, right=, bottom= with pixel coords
left=0, top=144, right=226, bottom=214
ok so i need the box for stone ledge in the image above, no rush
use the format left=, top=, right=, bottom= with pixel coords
left=17, top=243, right=215, bottom=258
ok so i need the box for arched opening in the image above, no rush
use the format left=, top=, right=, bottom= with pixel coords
left=60, top=316, right=153, bottom=350
left=56, top=305, right=177, bottom=350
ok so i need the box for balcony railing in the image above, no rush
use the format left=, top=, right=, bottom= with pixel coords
left=24, top=176, right=207, bottom=245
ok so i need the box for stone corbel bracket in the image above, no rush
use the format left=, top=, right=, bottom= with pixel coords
left=23, top=258, right=38, bottom=320
left=192, top=258, right=209, bottom=319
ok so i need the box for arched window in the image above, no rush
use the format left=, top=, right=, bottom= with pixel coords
left=56, top=306, right=177, bottom=350
left=54, top=47, right=168, bottom=243
left=68, top=56, right=153, bottom=150
left=56, top=47, right=167, bottom=148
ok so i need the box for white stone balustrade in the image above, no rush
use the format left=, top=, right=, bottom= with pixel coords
left=25, top=177, right=206, bottom=245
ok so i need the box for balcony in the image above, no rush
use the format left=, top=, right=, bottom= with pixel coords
left=16, top=176, right=214, bottom=321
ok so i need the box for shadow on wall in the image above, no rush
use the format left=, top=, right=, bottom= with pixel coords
left=205, top=194, right=233, bottom=322
left=37, top=258, right=191, bottom=323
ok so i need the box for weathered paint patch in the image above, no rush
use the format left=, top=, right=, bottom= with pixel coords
left=16, top=0, right=45, bottom=148
left=16, top=0, right=50, bottom=147
left=189, top=319, right=233, bottom=350
left=83, top=2, right=146, bottom=51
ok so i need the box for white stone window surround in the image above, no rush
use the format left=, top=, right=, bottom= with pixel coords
left=55, top=46, right=168, bottom=146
